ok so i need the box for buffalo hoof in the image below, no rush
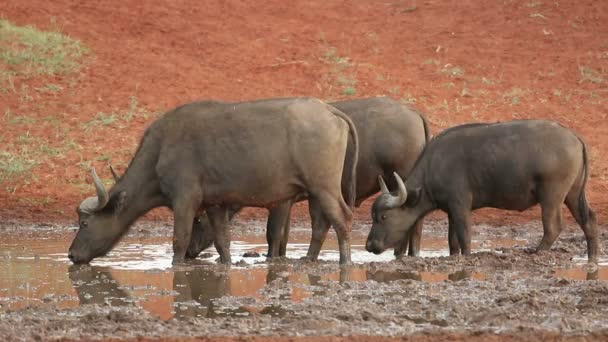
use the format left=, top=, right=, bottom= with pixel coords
left=214, top=256, right=232, bottom=265
left=339, top=260, right=353, bottom=267
left=172, top=256, right=190, bottom=266
left=299, top=255, right=317, bottom=262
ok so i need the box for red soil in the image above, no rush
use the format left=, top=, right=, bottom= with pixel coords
left=0, top=0, right=607, bottom=227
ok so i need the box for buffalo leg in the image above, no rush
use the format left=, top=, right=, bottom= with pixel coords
left=393, top=235, right=409, bottom=259
left=208, top=206, right=231, bottom=264
left=172, top=195, right=201, bottom=264
left=447, top=208, right=471, bottom=255
left=537, top=201, right=563, bottom=253
left=407, top=218, right=423, bottom=257
left=314, top=191, right=353, bottom=265
left=448, top=224, right=461, bottom=255
left=266, top=201, right=292, bottom=258
left=305, top=197, right=331, bottom=262
left=565, top=189, right=598, bottom=263
left=279, top=206, right=292, bottom=257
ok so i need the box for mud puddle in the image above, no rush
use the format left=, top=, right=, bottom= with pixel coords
left=1, top=221, right=605, bottom=319
left=1, top=220, right=607, bottom=339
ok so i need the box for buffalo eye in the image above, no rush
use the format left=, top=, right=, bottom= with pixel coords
left=80, top=221, right=88, bottom=228
left=381, top=214, right=387, bottom=221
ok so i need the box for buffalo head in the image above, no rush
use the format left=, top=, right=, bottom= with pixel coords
left=365, top=172, right=423, bottom=254
left=68, top=168, right=127, bottom=264
left=185, top=214, right=215, bottom=259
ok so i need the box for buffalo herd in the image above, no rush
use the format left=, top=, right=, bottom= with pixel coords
left=68, top=96, right=598, bottom=266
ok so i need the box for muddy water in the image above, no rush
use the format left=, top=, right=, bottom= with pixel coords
left=1, top=221, right=605, bottom=324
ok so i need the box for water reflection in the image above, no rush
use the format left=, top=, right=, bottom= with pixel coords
left=366, top=270, right=422, bottom=282
left=68, top=265, right=132, bottom=306
left=172, top=266, right=255, bottom=318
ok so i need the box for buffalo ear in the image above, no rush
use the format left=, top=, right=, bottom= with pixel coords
left=404, top=187, right=422, bottom=207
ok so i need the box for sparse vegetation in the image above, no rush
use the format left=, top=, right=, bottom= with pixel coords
left=324, top=47, right=351, bottom=67
left=319, top=45, right=359, bottom=98
left=6, top=111, right=36, bottom=125
left=83, top=112, right=117, bottom=132
left=17, top=196, right=55, bottom=206
left=423, top=58, right=440, bottom=66
left=0, top=19, right=89, bottom=77
left=579, top=66, right=603, bottom=84
left=440, top=65, right=465, bottom=77
left=400, top=94, right=417, bottom=104
left=0, top=150, right=37, bottom=183
left=36, top=83, right=63, bottom=93
left=526, top=1, right=542, bottom=7
left=343, top=87, right=356, bottom=96
left=503, top=87, right=525, bottom=105
left=401, top=5, right=417, bottom=13
left=481, top=77, right=494, bottom=85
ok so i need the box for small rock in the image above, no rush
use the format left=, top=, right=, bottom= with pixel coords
left=243, top=251, right=260, bottom=258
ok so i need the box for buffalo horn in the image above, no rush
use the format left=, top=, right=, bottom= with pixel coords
left=91, top=167, right=109, bottom=209
left=377, top=172, right=408, bottom=210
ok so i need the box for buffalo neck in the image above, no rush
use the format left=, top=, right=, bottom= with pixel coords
left=108, top=146, right=167, bottom=231
left=405, top=162, right=436, bottom=214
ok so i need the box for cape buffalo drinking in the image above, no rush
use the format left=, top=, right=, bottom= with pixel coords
left=185, top=96, right=431, bottom=261
left=69, top=97, right=358, bottom=265
left=366, top=120, right=598, bottom=263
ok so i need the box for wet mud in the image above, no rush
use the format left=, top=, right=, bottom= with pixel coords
left=1, top=219, right=607, bottom=341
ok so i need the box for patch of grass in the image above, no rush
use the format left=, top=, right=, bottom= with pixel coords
left=36, top=83, right=63, bottom=93
left=343, top=87, right=356, bottom=96
left=401, top=94, right=417, bottom=104
left=19, top=84, right=33, bottom=102
left=0, top=71, right=16, bottom=93
left=16, top=131, right=33, bottom=145
left=5, top=109, right=36, bottom=125
left=0, top=19, right=89, bottom=77
left=337, top=75, right=357, bottom=96
left=388, top=86, right=401, bottom=96
left=83, top=112, right=117, bottom=132
left=529, top=13, right=547, bottom=20
left=124, top=95, right=139, bottom=121
left=460, top=87, right=473, bottom=97
left=95, top=154, right=113, bottom=162
left=423, top=58, right=440, bottom=66
left=481, top=77, right=494, bottom=85
left=324, top=47, right=351, bottom=68
left=579, top=66, right=603, bottom=84
left=39, top=143, right=63, bottom=157
left=0, top=150, right=37, bottom=183
left=18, top=196, right=55, bottom=206
left=401, top=5, right=417, bottom=13
left=319, top=45, right=358, bottom=99
left=440, top=65, right=465, bottom=77
left=503, top=88, right=525, bottom=105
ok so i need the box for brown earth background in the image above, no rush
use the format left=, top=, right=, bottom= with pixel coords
left=0, top=0, right=607, bottom=227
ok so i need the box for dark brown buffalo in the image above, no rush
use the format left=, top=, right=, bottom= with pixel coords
left=69, top=97, right=358, bottom=265
left=186, top=96, right=430, bottom=261
left=366, top=120, right=598, bottom=263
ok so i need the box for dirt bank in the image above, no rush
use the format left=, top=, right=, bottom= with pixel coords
left=0, top=0, right=606, bottom=225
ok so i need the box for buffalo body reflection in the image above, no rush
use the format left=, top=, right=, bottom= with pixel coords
left=68, top=265, right=131, bottom=306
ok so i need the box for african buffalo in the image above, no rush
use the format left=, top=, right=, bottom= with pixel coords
left=186, top=96, right=431, bottom=261
left=366, top=120, right=598, bottom=263
left=69, top=97, right=358, bottom=265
